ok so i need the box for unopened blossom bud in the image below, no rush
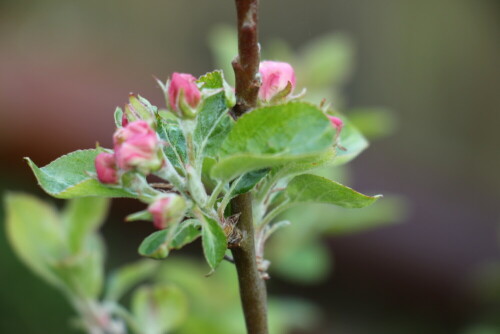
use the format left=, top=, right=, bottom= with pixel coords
left=121, top=113, right=129, bottom=127
left=258, top=61, right=296, bottom=102
left=95, top=152, right=119, bottom=184
left=168, top=73, right=201, bottom=117
left=113, top=120, right=162, bottom=174
left=327, top=115, right=344, bottom=138
left=148, top=194, right=187, bottom=229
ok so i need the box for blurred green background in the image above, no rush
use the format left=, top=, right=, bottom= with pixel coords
left=1, top=0, right=499, bottom=333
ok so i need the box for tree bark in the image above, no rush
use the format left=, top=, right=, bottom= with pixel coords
left=230, top=1, right=268, bottom=334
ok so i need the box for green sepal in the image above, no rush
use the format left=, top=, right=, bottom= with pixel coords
left=114, top=107, right=124, bottom=128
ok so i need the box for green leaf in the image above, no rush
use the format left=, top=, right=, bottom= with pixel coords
left=4, top=193, right=66, bottom=288
left=26, top=149, right=136, bottom=199
left=105, top=260, right=160, bottom=302
left=195, top=71, right=234, bottom=159
left=132, top=284, right=187, bottom=334
left=282, top=174, right=381, bottom=209
left=231, top=169, right=268, bottom=197
left=211, top=102, right=335, bottom=180
left=62, top=197, right=110, bottom=254
left=157, top=119, right=187, bottom=171
left=334, top=117, right=369, bottom=166
left=200, top=216, right=227, bottom=270
left=198, top=70, right=224, bottom=89
left=138, top=220, right=201, bottom=259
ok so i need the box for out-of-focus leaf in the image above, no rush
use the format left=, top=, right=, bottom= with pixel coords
left=4, top=193, right=66, bottom=287
left=105, top=260, right=160, bottom=302
left=51, top=235, right=105, bottom=299
left=211, top=102, right=335, bottom=180
left=62, top=197, right=109, bottom=254
left=208, top=25, right=237, bottom=85
left=271, top=241, right=331, bottom=284
left=348, top=107, right=397, bottom=140
left=268, top=298, right=321, bottom=333
left=299, top=33, right=354, bottom=87
left=26, top=150, right=136, bottom=199
left=138, top=220, right=201, bottom=259
left=131, top=284, right=187, bottom=334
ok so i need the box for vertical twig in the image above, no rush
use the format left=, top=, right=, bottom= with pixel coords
left=230, top=1, right=268, bottom=333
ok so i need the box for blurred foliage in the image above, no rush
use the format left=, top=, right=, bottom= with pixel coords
left=210, top=25, right=407, bottom=284
left=4, top=194, right=318, bottom=334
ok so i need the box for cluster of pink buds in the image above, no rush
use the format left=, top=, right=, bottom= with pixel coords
left=148, top=194, right=188, bottom=229
left=258, top=60, right=296, bottom=103
left=167, top=73, right=201, bottom=118
left=95, top=120, right=162, bottom=184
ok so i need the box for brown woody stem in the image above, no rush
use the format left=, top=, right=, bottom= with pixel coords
left=230, top=1, right=268, bottom=334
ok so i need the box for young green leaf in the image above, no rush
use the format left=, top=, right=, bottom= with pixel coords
left=62, top=197, right=110, bottom=254
left=138, top=220, right=201, bottom=259
left=131, top=284, right=188, bottom=334
left=200, top=216, right=227, bottom=270
left=211, top=102, right=336, bottom=180
left=281, top=174, right=381, bottom=208
left=26, top=149, right=136, bottom=199
left=195, top=71, right=234, bottom=159
left=105, top=260, right=160, bottom=302
left=156, top=119, right=187, bottom=171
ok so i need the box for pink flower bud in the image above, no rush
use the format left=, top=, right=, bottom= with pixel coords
left=168, top=73, right=201, bottom=114
left=258, top=61, right=296, bottom=102
left=113, top=120, right=161, bottom=173
left=95, top=152, right=118, bottom=184
left=148, top=194, right=187, bottom=229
